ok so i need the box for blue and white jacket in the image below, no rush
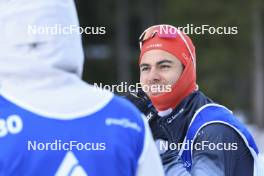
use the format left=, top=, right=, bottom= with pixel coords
left=0, top=0, right=164, bottom=175
left=131, top=90, right=264, bottom=176
left=180, top=103, right=264, bottom=176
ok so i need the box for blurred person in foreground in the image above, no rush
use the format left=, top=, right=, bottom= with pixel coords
left=126, top=24, right=264, bottom=176
left=0, top=1, right=164, bottom=176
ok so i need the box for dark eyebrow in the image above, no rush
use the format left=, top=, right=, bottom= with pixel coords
left=156, top=60, right=173, bottom=65
left=139, top=63, right=150, bottom=68
left=140, top=60, right=173, bottom=68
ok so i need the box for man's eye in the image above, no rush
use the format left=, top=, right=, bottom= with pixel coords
left=141, top=67, right=149, bottom=72
left=160, top=65, right=170, bottom=69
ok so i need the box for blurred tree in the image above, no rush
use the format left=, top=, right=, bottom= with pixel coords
left=75, top=0, right=263, bottom=126
left=115, top=0, right=131, bottom=84
left=160, top=0, right=254, bottom=114
left=252, top=0, right=264, bottom=128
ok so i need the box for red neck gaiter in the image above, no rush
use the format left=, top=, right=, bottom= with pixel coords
left=139, top=27, right=197, bottom=111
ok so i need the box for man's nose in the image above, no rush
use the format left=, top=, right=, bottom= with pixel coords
left=147, top=68, right=161, bottom=83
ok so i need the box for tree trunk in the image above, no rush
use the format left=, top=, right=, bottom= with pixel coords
left=252, top=0, right=264, bottom=128
left=116, top=0, right=131, bottom=84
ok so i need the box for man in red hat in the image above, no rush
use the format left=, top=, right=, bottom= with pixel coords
left=126, top=24, right=264, bottom=176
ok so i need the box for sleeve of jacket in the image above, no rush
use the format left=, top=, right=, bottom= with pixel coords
left=164, top=123, right=254, bottom=176
left=136, top=117, right=165, bottom=176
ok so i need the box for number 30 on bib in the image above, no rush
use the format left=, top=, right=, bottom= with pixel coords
left=0, top=115, right=23, bottom=137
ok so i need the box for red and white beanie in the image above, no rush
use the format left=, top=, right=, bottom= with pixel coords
left=139, top=24, right=197, bottom=111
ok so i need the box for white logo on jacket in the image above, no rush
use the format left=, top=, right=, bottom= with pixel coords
left=55, top=151, right=88, bottom=176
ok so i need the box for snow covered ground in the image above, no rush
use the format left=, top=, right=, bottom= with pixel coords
left=247, top=124, right=264, bottom=157
left=235, top=111, right=264, bottom=159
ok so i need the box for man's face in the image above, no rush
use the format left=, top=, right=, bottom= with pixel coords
left=139, top=49, right=183, bottom=97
